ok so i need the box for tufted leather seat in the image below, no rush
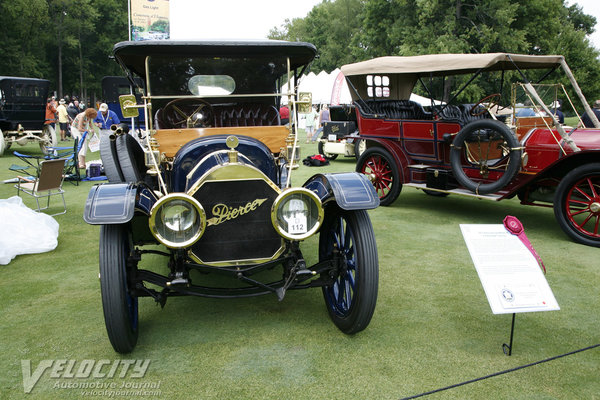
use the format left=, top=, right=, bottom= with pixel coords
left=432, top=104, right=490, bottom=126
left=154, top=103, right=281, bottom=129
left=213, top=104, right=280, bottom=127
left=355, top=99, right=432, bottom=120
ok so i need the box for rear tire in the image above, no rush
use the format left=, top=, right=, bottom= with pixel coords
left=318, top=140, right=338, bottom=160
left=39, top=125, right=57, bottom=154
left=423, top=189, right=449, bottom=197
left=100, top=224, right=139, bottom=353
left=354, top=138, right=366, bottom=159
left=554, top=163, right=600, bottom=247
left=0, top=130, right=5, bottom=156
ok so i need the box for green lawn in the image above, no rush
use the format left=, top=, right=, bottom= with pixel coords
left=0, top=139, right=598, bottom=399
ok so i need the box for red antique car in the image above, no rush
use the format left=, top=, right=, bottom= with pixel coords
left=341, top=53, right=600, bottom=247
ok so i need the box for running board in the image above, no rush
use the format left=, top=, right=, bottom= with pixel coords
left=404, top=183, right=505, bottom=201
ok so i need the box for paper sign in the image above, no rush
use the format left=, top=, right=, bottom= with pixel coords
left=287, top=214, right=308, bottom=234
left=460, top=224, right=559, bottom=314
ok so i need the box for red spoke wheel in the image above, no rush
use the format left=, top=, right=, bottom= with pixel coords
left=356, top=147, right=401, bottom=206
left=554, top=163, right=600, bottom=247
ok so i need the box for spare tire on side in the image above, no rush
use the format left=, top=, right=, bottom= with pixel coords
left=100, top=134, right=125, bottom=183
left=450, top=119, right=521, bottom=195
left=116, top=134, right=146, bottom=183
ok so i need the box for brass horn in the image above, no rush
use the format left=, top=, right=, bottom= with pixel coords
left=109, top=123, right=130, bottom=140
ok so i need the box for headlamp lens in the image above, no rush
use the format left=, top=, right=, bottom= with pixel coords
left=272, top=189, right=323, bottom=240
left=150, top=195, right=206, bottom=248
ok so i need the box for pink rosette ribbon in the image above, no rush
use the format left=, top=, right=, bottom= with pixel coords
left=503, top=215, right=546, bottom=274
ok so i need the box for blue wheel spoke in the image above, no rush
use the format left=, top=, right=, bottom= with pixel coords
left=347, top=270, right=356, bottom=290
left=336, top=279, right=345, bottom=308
left=344, top=279, right=352, bottom=309
left=324, top=213, right=361, bottom=317
left=338, top=217, right=346, bottom=248
left=344, top=224, right=351, bottom=251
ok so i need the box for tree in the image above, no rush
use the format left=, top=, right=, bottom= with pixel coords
left=0, top=0, right=50, bottom=77
left=269, top=0, right=364, bottom=72
left=47, top=0, right=99, bottom=100
left=86, top=0, right=129, bottom=101
left=270, top=0, right=600, bottom=102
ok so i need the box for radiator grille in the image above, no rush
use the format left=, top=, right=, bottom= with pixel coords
left=190, top=179, right=282, bottom=264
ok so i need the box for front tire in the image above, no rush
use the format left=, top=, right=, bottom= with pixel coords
left=100, top=224, right=139, bottom=353
left=356, top=147, right=401, bottom=206
left=554, top=163, right=600, bottom=247
left=320, top=208, right=378, bottom=334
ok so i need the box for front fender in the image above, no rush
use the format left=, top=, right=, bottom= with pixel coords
left=83, top=183, right=158, bottom=225
left=303, top=172, right=380, bottom=210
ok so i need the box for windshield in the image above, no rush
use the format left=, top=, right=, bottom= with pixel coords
left=148, top=55, right=290, bottom=97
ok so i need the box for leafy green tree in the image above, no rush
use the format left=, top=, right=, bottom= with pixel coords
left=0, top=0, right=50, bottom=77
left=86, top=0, right=129, bottom=101
left=271, top=0, right=600, bottom=102
left=269, top=0, right=364, bottom=72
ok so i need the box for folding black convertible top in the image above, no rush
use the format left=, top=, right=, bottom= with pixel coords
left=113, top=40, right=318, bottom=78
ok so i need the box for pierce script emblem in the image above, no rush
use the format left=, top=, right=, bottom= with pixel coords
left=206, top=198, right=268, bottom=227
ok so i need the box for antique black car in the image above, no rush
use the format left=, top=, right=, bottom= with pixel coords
left=83, top=40, right=380, bottom=353
left=0, top=76, right=56, bottom=155
left=317, top=105, right=366, bottom=160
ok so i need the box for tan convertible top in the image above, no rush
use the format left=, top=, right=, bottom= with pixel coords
left=341, top=53, right=565, bottom=77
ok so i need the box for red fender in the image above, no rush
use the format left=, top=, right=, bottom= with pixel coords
left=361, top=138, right=411, bottom=184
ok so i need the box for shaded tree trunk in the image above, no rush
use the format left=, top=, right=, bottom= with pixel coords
left=78, top=27, right=84, bottom=101
left=57, top=10, right=64, bottom=99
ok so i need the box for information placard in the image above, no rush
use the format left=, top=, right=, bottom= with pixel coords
left=460, top=224, right=559, bottom=314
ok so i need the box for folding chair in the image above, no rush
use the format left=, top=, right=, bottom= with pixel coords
left=14, top=158, right=67, bottom=216
left=45, top=130, right=88, bottom=186
left=11, top=151, right=43, bottom=178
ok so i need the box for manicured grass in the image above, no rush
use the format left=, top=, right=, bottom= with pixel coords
left=0, top=139, right=598, bottom=399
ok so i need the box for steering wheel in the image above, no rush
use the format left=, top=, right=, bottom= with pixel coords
left=470, top=93, right=502, bottom=117
left=160, top=98, right=214, bottom=129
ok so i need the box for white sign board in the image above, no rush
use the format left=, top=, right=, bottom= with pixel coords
left=460, top=224, right=560, bottom=315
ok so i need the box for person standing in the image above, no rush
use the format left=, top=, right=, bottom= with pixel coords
left=550, top=100, right=564, bottom=124
left=66, top=100, right=80, bottom=138
left=71, top=107, right=98, bottom=168
left=67, top=100, right=79, bottom=121
left=279, top=105, right=289, bottom=126
left=312, top=105, right=330, bottom=142
left=94, top=103, right=120, bottom=135
left=56, top=99, right=69, bottom=141
left=304, top=106, right=318, bottom=143
left=44, top=97, right=57, bottom=128
left=580, top=100, right=600, bottom=128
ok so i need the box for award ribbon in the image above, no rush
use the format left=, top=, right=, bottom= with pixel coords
left=503, top=215, right=546, bottom=274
